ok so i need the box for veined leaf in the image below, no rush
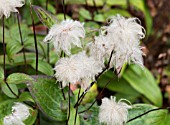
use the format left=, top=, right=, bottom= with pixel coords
left=30, top=60, right=54, bottom=76
left=127, top=104, right=167, bottom=125
left=1, top=82, right=19, bottom=98
left=7, top=73, right=33, bottom=84
left=123, top=65, right=162, bottom=107
left=27, top=76, right=67, bottom=121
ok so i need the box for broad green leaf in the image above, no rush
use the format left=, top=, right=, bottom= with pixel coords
left=106, top=0, right=127, bottom=6
left=33, top=5, right=58, bottom=28
left=1, top=82, right=19, bottom=98
left=7, top=73, right=33, bottom=84
left=6, top=40, right=23, bottom=61
left=9, top=24, right=31, bottom=43
left=160, top=114, right=170, bottom=125
left=0, top=66, right=4, bottom=82
left=123, top=65, right=162, bottom=107
left=97, top=71, right=140, bottom=96
left=104, top=9, right=131, bottom=19
left=27, top=76, right=67, bottom=121
left=79, top=8, right=92, bottom=20
left=18, top=92, right=35, bottom=103
left=68, top=107, right=80, bottom=125
left=94, top=14, right=105, bottom=22
left=81, top=83, right=98, bottom=104
left=79, top=103, right=100, bottom=125
left=24, top=108, right=38, bottom=125
left=85, top=21, right=100, bottom=29
left=0, top=26, right=10, bottom=43
left=127, top=104, right=167, bottom=125
left=0, top=100, right=14, bottom=119
left=56, top=13, right=71, bottom=21
left=30, top=60, right=54, bottom=76
left=0, top=53, right=43, bottom=66
left=40, top=112, right=66, bottom=125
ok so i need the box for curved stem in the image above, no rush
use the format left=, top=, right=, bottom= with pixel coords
left=92, top=0, right=98, bottom=14
left=67, top=83, right=71, bottom=123
left=74, top=50, right=114, bottom=108
left=30, top=2, right=38, bottom=75
left=46, top=0, right=50, bottom=63
left=79, top=77, right=115, bottom=114
left=74, top=88, right=81, bottom=125
left=62, top=0, right=66, bottom=20
left=17, top=13, right=27, bottom=70
left=59, top=82, right=66, bottom=100
left=2, top=16, right=6, bottom=79
left=127, top=107, right=170, bottom=123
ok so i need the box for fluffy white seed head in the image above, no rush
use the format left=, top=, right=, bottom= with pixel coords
left=103, top=14, right=145, bottom=69
left=43, top=19, right=85, bottom=55
left=54, top=51, right=102, bottom=90
left=12, top=102, right=30, bottom=121
left=0, top=0, right=25, bottom=18
left=3, top=115, right=25, bottom=125
left=99, top=96, right=132, bottom=125
left=87, top=35, right=111, bottom=65
left=3, top=102, right=30, bottom=125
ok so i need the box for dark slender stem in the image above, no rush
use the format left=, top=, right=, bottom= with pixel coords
left=74, top=90, right=87, bottom=108
left=30, top=2, right=38, bottom=75
left=67, top=83, right=71, bottom=123
left=2, top=16, right=6, bottom=79
left=92, top=0, right=98, bottom=14
left=74, top=88, right=81, bottom=125
left=5, top=81, right=19, bottom=98
left=95, top=50, right=114, bottom=80
left=79, top=77, right=114, bottom=114
left=62, top=0, right=66, bottom=20
left=74, top=50, right=114, bottom=108
left=46, top=0, right=50, bottom=63
left=2, top=16, right=19, bottom=98
left=127, top=108, right=170, bottom=123
left=85, top=0, right=88, bottom=9
left=17, top=13, right=27, bottom=70
left=59, top=82, right=66, bottom=100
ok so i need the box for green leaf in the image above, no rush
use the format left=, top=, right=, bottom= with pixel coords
left=68, top=107, right=80, bottom=125
left=94, top=14, right=105, bottom=22
left=30, top=60, right=54, bottom=76
left=123, top=65, right=162, bottom=107
left=104, top=9, right=131, bottom=19
left=0, top=53, right=43, bottom=66
left=27, top=76, right=67, bottom=121
left=79, top=103, right=100, bottom=125
left=97, top=71, right=140, bottom=96
left=129, top=0, right=152, bottom=36
left=24, top=108, right=38, bottom=125
left=6, top=40, right=23, bottom=61
left=6, top=73, right=33, bottom=84
left=18, top=92, right=35, bottom=103
left=0, top=100, right=15, bottom=119
left=106, top=0, right=127, bottom=6
left=79, top=8, right=92, bottom=20
left=127, top=104, right=168, bottom=125
left=56, top=13, right=71, bottom=21
left=160, top=114, right=170, bottom=125
left=0, top=66, right=4, bottom=82
left=1, top=82, right=19, bottom=98
left=33, top=5, right=58, bottom=28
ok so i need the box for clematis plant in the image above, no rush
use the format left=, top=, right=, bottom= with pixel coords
left=0, top=1, right=168, bottom=125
